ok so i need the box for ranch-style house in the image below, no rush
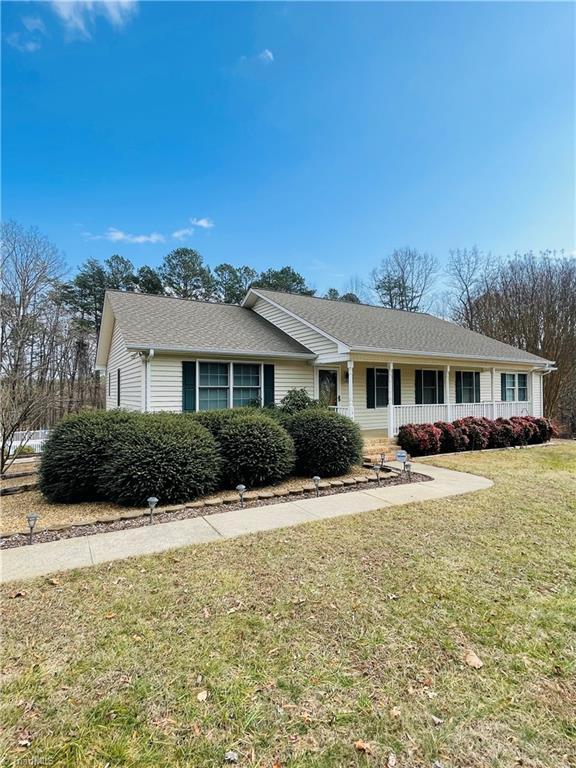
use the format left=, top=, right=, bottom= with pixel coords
left=96, top=288, right=554, bottom=436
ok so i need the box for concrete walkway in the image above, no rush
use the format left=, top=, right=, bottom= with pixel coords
left=0, top=463, right=492, bottom=583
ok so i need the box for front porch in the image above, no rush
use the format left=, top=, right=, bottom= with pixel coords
left=314, top=356, right=540, bottom=436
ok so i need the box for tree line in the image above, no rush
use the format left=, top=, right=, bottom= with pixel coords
left=1, top=220, right=574, bottom=468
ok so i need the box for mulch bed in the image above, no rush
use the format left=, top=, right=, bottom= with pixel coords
left=0, top=469, right=430, bottom=550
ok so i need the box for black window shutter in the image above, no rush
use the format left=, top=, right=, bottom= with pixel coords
left=415, top=369, right=423, bottom=404
left=474, top=372, right=481, bottom=403
left=263, top=364, right=275, bottom=406
left=366, top=368, right=375, bottom=409
left=117, top=369, right=121, bottom=407
left=393, top=368, right=401, bottom=405
left=182, top=361, right=196, bottom=412
left=437, top=370, right=445, bottom=404
left=455, top=371, right=462, bottom=403
left=501, top=373, right=506, bottom=401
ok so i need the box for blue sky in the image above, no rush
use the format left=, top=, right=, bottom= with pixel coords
left=2, top=0, right=575, bottom=293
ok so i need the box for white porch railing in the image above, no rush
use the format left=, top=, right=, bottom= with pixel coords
left=393, top=402, right=532, bottom=431
left=328, top=405, right=354, bottom=418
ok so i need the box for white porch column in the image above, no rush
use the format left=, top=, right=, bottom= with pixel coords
left=491, top=367, right=496, bottom=419
left=347, top=360, right=355, bottom=419
left=445, top=364, right=451, bottom=422
left=387, top=362, right=394, bottom=436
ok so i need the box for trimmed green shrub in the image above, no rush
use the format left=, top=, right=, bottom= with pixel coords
left=278, top=388, right=319, bottom=415
left=39, top=410, right=136, bottom=503
left=218, top=413, right=295, bottom=487
left=286, top=408, right=363, bottom=476
left=191, top=407, right=257, bottom=442
left=99, top=413, right=220, bottom=506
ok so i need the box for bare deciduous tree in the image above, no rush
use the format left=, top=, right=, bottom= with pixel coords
left=447, top=251, right=576, bottom=429
left=371, top=247, right=438, bottom=312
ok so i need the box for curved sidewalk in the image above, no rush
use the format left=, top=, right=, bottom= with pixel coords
left=0, top=463, right=492, bottom=584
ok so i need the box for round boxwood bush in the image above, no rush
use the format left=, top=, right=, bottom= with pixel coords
left=39, top=410, right=137, bottom=503
left=286, top=408, right=363, bottom=476
left=191, top=407, right=257, bottom=441
left=99, top=413, right=221, bottom=506
left=217, top=413, right=295, bottom=487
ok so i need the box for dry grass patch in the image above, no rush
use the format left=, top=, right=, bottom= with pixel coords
left=1, top=445, right=575, bottom=767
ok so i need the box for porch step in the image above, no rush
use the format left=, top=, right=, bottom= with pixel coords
left=362, top=437, right=399, bottom=467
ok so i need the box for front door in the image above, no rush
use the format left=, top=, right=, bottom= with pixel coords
left=318, top=369, right=339, bottom=407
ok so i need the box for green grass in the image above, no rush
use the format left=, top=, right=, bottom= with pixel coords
left=1, top=445, right=575, bottom=767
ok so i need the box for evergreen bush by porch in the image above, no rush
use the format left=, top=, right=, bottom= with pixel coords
left=99, top=413, right=220, bottom=506
left=286, top=408, right=363, bottom=476
left=217, top=413, right=295, bottom=487
left=39, top=410, right=137, bottom=503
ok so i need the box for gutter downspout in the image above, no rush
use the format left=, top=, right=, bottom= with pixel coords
left=142, top=349, right=154, bottom=412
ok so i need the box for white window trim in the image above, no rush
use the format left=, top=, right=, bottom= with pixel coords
left=416, top=368, right=445, bottom=405
left=373, top=367, right=389, bottom=409
left=195, top=360, right=264, bottom=412
left=455, top=369, right=481, bottom=404
left=501, top=371, right=530, bottom=403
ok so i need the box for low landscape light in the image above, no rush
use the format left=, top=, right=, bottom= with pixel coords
left=236, top=484, right=246, bottom=508
left=147, top=496, right=159, bottom=525
left=312, top=476, right=321, bottom=497
left=372, top=464, right=382, bottom=486
left=404, top=461, right=412, bottom=481
left=26, top=512, right=39, bottom=545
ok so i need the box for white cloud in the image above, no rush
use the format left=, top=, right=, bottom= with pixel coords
left=22, top=16, right=47, bottom=34
left=258, top=48, right=274, bottom=64
left=84, top=227, right=164, bottom=244
left=190, top=217, right=214, bottom=229
left=5, top=33, right=42, bottom=53
left=50, top=0, right=138, bottom=40
left=172, top=227, right=194, bottom=241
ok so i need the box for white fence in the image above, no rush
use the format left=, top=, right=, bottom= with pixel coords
left=7, top=429, right=50, bottom=455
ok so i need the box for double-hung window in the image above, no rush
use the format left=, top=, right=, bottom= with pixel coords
left=415, top=369, right=444, bottom=404
left=199, top=362, right=229, bottom=410
left=455, top=371, right=481, bottom=403
left=233, top=364, right=261, bottom=407
left=375, top=369, right=388, bottom=407
left=501, top=372, right=528, bottom=402
left=197, top=362, right=262, bottom=411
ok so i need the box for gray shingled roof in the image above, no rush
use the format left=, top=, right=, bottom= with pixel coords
left=105, top=291, right=314, bottom=357
left=251, top=289, right=552, bottom=364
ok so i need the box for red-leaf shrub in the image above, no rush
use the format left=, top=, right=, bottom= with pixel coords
left=434, top=421, right=469, bottom=453
left=398, top=414, right=554, bottom=456
left=397, top=423, right=441, bottom=456
left=455, top=417, right=491, bottom=450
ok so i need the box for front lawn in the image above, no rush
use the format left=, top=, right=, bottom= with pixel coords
left=1, top=445, right=575, bottom=767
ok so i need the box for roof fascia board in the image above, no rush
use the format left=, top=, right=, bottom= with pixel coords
left=95, top=296, right=114, bottom=367
left=350, top=345, right=554, bottom=367
left=244, top=289, right=350, bottom=353
left=126, top=344, right=315, bottom=360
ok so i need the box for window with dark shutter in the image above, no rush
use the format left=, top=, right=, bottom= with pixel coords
left=416, top=369, right=444, bottom=404
left=366, top=368, right=375, bottom=409
left=182, top=362, right=196, bottom=412
left=263, top=364, right=275, bottom=406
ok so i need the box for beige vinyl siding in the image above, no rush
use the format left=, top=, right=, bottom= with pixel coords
left=251, top=297, right=338, bottom=355
left=105, top=322, right=142, bottom=411
left=532, top=372, right=543, bottom=416
left=148, top=355, right=314, bottom=412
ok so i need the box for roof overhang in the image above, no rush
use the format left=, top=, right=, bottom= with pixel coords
left=126, top=344, right=315, bottom=360
left=95, top=294, right=115, bottom=369
left=349, top=345, right=555, bottom=368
